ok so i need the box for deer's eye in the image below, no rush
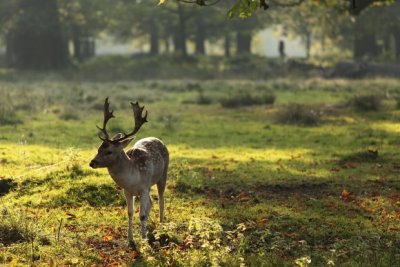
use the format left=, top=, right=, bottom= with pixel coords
left=106, top=151, right=113, bottom=155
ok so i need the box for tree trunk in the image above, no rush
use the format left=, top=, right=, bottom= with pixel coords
left=9, top=0, right=68, bottom=69
left=5, top=33, right=15, bottom=67
left=224, top=34, right=231, bottom=57
left=174, top=2, right=187, bottom=57
left=89, top=38, right=96, bottom=57
left=354, top=33, right=378, bottom=60
left=149, top=19, right=159, bottom=55
left=236, top=32, right=252, bottom=54
left=305, top=32, right=311, bottom=59
left=195, top=22, right=205, bottom=55
left=164, top=38, right=170, bottom=53
left=72, top=27, right=83, bottom=62
left=353, top=16, right=379, bottom=60
left=393, top=28, right=400, bottom=62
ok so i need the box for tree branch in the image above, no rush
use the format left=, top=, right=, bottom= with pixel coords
left=269, top=0, right=305, bottom=8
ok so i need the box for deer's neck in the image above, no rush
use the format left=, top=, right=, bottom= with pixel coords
left=107, top=152, right=137, bottom=189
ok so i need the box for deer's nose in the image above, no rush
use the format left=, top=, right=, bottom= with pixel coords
left=89, top=160, right=97, bottom=168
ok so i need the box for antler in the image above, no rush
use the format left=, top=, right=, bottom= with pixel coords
left=96, top=97, right=115, bottom=141
left=111, top=101, right=148, bottom=143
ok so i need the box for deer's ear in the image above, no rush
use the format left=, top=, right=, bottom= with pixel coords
left=118, top=137, right=135, bottom=148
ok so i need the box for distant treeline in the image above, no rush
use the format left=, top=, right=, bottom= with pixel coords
left=0, top=0, right=399, bottom=70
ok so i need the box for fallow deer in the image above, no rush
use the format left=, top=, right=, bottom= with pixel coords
left=89, top=98, right=169, bottom=243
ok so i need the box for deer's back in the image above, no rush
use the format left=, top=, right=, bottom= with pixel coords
left=126, top=137, right=169, bottom=182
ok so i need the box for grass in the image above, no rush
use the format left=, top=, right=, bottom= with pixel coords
left=0, top=77, right=399, bottom=266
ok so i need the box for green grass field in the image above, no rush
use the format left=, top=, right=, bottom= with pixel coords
left=0, top=78, right=399, bottom=266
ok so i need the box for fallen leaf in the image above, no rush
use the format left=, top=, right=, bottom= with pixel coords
left=66, top=212, right=76, bottom=220
left=130, top=251, right=139, bottom=259
left=341, top=190, right=350, bottom=200
left=237, top=192, right=250, bottom=202
left=325, top=203, right=337, bottom=210
left=341, top=162, right=358, bottom=169
left=102, top=235, right=114, bottom=241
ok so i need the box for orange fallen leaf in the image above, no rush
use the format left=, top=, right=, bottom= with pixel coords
left=102, top=235, right=114, bottom=241
left=130, top=251, right=139, bottom=259
left=341, top=190, right=350, bottom=199
left=237, top=192, right=250, bottom=202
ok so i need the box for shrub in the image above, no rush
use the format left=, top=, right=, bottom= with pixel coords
left=220, top=92, right=275, bottom=108
left=351, top=94, right=382, bottom=111
left=260, top=93, right=276, bottom=105
left=196, top=92, right=213, bottom=105
left=276, top=103, right=321, bottom=126
left=182, top=91, right=213, bottom=105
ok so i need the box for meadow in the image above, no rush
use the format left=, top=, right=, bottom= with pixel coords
left=0, top=77, right=399, bottom=266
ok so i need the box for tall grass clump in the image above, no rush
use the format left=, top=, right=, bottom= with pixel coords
left=394, top=96, right=400, bottom=109
left=350, top=94, right=382, bottom=111
left=220, top=92, right=275, bottom=108
left=0, top=208, right=37, bottom=246
left=276, top=103, right=321, bottom=126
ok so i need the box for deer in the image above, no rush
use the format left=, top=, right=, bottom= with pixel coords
left=89, top=97, right=169, bottom=244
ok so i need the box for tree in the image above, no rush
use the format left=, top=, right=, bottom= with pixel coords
left=59, top=0, right=111, bottom=61
left=163, top=0, right=396, bottom=18
left=110, top=0, right=176, bottom=56
left=5, top=0, right=68, bottom=69
left=1, top=0, right=111, bottom=68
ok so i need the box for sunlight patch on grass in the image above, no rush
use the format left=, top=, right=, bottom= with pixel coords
left=371, top=122, right=400, bottom=134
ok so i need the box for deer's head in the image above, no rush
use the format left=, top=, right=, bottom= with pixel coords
left=89, top=98, right=147, bottom=169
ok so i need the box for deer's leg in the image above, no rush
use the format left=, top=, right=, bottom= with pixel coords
left=139, top=190, right=152, bottom=238
left=157, top=180, right=166, bottom=223
left=124, top=190, right=135, bottom=243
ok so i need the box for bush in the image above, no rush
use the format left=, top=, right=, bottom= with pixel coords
left=276, top=103, right=321, bottom=126
left=220, top=92, right=275, bottom=108
left=351, top=94, right=382, bottom=111
left=182, top=91, right=213, bottom=105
